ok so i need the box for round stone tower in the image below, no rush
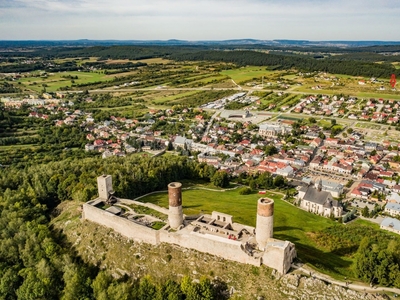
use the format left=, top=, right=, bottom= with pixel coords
left=168, top=182, right=183, bottom=229
left=256, top=197, right=274, bottom=250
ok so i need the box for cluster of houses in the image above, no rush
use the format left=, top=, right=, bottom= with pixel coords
left=5, top=91, right=400, bottom=231
left=1, top=95, right=61, bottom=109
left=84, top=115, right=168, bottom=158
left=292, top=94, right=400, bottom=125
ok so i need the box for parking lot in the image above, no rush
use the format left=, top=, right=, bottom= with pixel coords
left=305, top=169, right=351, bottom=186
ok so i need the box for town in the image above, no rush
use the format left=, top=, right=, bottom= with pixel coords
left=2, top=87, right=400, bottom=236
left=2, top=38, right=400, bottom=298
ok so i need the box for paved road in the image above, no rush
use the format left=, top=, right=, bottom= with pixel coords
left=202, top=110, right=220, bottom=140
left=66, top=86, right=320, bottom=97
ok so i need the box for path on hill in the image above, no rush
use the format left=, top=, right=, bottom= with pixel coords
left=119, top=198, right=169, bottom=215
left=293, top=263, right=400, bottom=295
left=231, top=79, right=242, bottom=90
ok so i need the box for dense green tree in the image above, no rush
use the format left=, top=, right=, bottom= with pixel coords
left=211, top=171, right=230, bottom=188
left=361, top=206, right=370, bottom=217
left=273, top=175, right=285, bottom=188
left=138, top=276, right=157, bottom=300
left=92, top=271, right=112, bottom=300
left=61, top=263, right=93, bottom=300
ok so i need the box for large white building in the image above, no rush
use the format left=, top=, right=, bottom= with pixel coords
left=297, top=181, right=343, bottom=218
left=259, top=124, right=291, bottom=138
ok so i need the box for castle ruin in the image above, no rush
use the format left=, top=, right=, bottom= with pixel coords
left=83, top=175, right=296, bottom=274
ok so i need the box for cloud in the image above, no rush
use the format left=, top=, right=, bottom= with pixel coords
left=1, top=0, right=400, bottom=40
left=6, top=0, right=399, bottom=16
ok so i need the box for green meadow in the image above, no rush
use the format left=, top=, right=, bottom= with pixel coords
left=220, top=67, right=277, bottom=84
left=17, top=71, right=112, bottom=92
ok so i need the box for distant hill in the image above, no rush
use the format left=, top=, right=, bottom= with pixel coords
left=1, top=39, right=400, bottom=48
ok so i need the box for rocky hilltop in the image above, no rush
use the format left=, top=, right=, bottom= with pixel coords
left=52, top=200, right=389, bottom=300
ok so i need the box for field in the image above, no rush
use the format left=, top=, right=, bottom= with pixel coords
left=354, top=122, right=382, bottom=130
left=352, top=123, right=400, bottom=143
left=17, top=71, right=112, bottom=92
left=292, top=77, right=400, bottom=100
left=138, top=188, right=356, bottom=279
left=220, top=67, right=278, bottom=84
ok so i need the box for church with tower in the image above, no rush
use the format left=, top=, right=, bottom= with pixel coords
left=297, top=179, right=343, bottom=218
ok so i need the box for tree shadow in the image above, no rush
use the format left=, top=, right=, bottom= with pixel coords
left=273, top=229, right=353, bottom=276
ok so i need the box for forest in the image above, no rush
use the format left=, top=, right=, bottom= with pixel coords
left=1, top=44, right=399, bottom=78
left=170, top=50, right=399, bottom=78
left=0, top=155, right=232, bottom=299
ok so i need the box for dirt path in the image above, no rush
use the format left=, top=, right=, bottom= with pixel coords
left=293, top=263, right=400, bottom=295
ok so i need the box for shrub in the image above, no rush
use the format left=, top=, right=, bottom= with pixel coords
left=238, top=187, right=252, bottom=195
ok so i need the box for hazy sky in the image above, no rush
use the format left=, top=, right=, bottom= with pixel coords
left=1, top=0, right=400, bottom=40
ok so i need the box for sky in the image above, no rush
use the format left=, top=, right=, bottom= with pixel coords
left=1, top=0, right=400, bottom=41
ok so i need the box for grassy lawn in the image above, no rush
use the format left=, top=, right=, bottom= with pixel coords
left=318, top=119, right=332, bottom=128
left=123, top=203, right=167, bottom=221
left=138, top=188, right=355, bottom=279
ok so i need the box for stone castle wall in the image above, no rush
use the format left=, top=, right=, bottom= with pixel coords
left=263, top=241, right=296, bottom=274
left=83, top=203, right=260, bottom=267
left=83, top=202, right=160, bottom=245
left=83, top=197, right=295, bottom=274
left=159, top=230, right=261, bottom=266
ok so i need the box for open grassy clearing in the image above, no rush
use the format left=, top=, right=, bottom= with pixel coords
left=220, top=67, right=278, bottom=84
left=16, top=71, right=113, bottom=92
left=356, top=92, right=400, bottom=100
left=282, top=74, right=298, bottom=80
left=354, top=122, right=382, bottom=130
left=131, top=58, right=173, bottom=64
left=318, top=119, right=332, bottom=128
left=138, top=187, right=357, bottom=279
left=151, top=90, right=201, bottom=104
left=180, top=75, right=228, bottom=87
left=293, top=84, right=400, bottom=99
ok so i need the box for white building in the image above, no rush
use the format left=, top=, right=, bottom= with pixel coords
left=320, top=180, right=344, bottom=198
left=298, top=181, right=342, bottom=218
left=384, top=203, right=400, bottom=217
left=381, top=217, right=400, bottom=235
left=259, top=124, right=291, bottom=138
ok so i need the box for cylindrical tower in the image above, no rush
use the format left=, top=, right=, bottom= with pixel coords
left=168, top=182, right=183, bottom=229
left=256, top=198, right=274, bottom=250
